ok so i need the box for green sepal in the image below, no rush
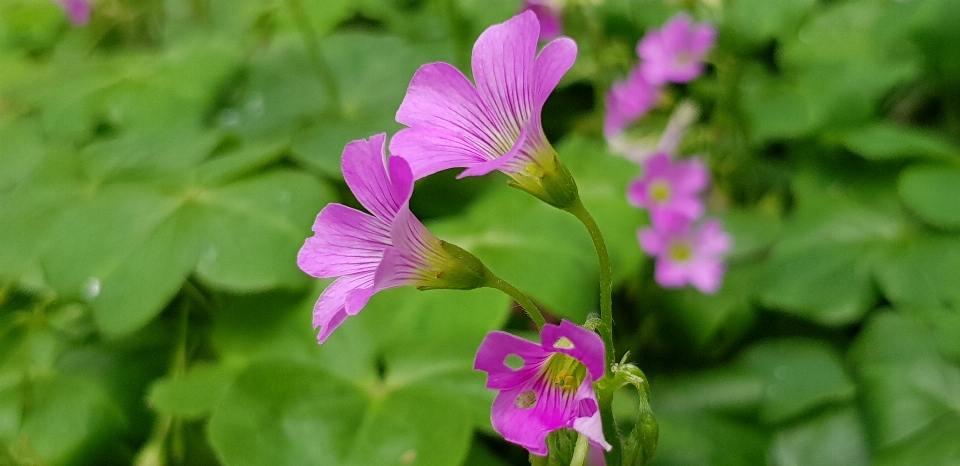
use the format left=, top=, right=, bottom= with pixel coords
left=530, top=429, right=578, bottom=466
left=509, top=152, right=581, bottom=210
left=415, top=240, right=490, bottom=291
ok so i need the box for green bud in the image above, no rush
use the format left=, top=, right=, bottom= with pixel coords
left=615, top=364, right=659, bottom=466
left=415, top=240, right=489, bottom=291
left=508, top=150, right=581, bottom=210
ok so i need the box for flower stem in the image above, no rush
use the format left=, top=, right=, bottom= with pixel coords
left=570, top=434, right=589, bottom=466
left=484, top=271, right=546, bottom=331
left=565, top=199, right=615, bottom=366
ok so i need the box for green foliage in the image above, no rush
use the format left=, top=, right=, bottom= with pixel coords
left=1, top=0, right=960, bottom=465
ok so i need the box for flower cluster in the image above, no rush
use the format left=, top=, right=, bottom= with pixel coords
left=298, top=11, right=613, bottom=458
left=604, top=13, right=716, bottom=140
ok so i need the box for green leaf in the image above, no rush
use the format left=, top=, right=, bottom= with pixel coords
left=849, top=311, right=960, bottom=449
left=722, top=0, right=816, bottom=47
left=758, top=172, right=904, bottom=325
left=899, top=166, right=960, bottom=229
left=841, top=124, right=960, bottom=162
left=148, top=363, right=231, bottom=419
left=19, top=375, right=126, bottom=466
left=40, top=158, right=331, bottom=335
left=738, top=339, right=855, bottom=424
left=208, top=285, right=510, bottom=466
left=875, top=233, right=960, bottom=309
left=290, top=33, right=454, bottom=177
left=769, top=407, right=869, bottom=466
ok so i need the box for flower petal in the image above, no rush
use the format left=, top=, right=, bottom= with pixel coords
left=472, top=11, right=538, bottom=139
left=694, top=219, right=732, bottom=256
left=490, top=385, right=554, bottom=456
left=313, top=274, right=374, bottom=343
left=474, top=330, right=552, bottom=390
left=687, top=259, right=724, bottom=294
left=342, top=134, right=408, bottom=222
left=297, top=204, right=390, bottom=279
left=654, top=258, right=687, bottom=287
left=457, top=126, right=528, bottom=178
left=540, top=320, right=606, bottom=381
left=571, top=379, right=612, bottom=451
left=637, top=227, right=665, bottom=255
left=391, top=127, right=495, bottom=179
left=534, top=37, right=577, bottom=107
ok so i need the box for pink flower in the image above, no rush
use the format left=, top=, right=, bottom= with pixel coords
left=474, top=320, right=612, bottom=456
left=637, top=13, right=716, bottom=85
left=520, top=0, right=563, bottom=41
left=627, top=153, right=708, bottom=229
left=55, top=0, right=91, bottom=25
left=298, top=134, right=487, bottom=343
left=603, top=65, right=659, bottom=138
left=392, top=11, right=579, bottom=208
left=638, top=218, right=731, bottom=293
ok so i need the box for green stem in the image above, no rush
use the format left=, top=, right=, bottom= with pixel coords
left=570, top=434, right=589, bottom=466
left=597, top=384, right=623, bottom=466
left=484, top=271, right=546, bottom=331
left=565, top=199, right=615, bottom=366
left=285, top=0, right=342, bottom=114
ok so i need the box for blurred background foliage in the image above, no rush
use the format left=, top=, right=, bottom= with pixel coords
left=1, top=0, right=959, bottom=465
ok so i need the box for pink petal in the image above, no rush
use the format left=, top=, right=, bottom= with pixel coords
left=313, top=274, right=374, bottom=342
left=490, top=385, right=555, bottom=456
left=474, top=330, right=552, bottom=390
left=654, top=258, right=687, bottom=287
left=690, top=23, right=718, bottom=56
left=571, top=380, right=612, bottom=451
left=674, top=158, right=709, bottom=193
left=626, top=178, right=649, bottom=208
left=371, top=247, right=429, bottom=292
left=694, top=219, right=732, bottom=256
left=472, top=11, right=538, bottom=139
left=342, top=134, right=407, bottom=222
left=540, top=320, right=606, bottom=381
left=637, top=227, right=665, bottom=255
left=665, top=196, right=704, bottom=220
left=533, top=37, right=577, bottom=107
left=297, top=204, right=390, bottom=279
left=457, top=126, right=528, bottom=178
left=522, top=1, right=563, bottom=41
left=391, top=127, right=496, bottom=179
left=686, top=259, right=724, bottom=294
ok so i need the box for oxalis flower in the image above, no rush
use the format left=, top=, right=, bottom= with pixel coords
left=627, top=152, right=708, bottom=229
left=474, top=320, right=612, bottom=456
left=391, top=10, right=580, bottom=209
left=604, top=65, right=659, bottom=138
left=638, top=13, right=716, bottom=85
left=638, top=218, right=731, bottom=294
left=298, top=134, right=488, bottom=343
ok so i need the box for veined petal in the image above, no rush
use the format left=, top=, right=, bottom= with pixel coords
left=534, top=37, right=577, bottom=107
left=490, top=385, right=554, bottom=456
left=540, top=320, right=606, bottom=381
left=393, top=62, right=510, bottom=171
left=474, top=330, right=552, bottom=390
left=457, top=127, right=528, bottom=178
left=297, top=204, right=391, bottom=278
left=472, top=11, right=539, bottom=139
left=342, top=134, right=409, bottom=222
left=391, top=127, right=496, bottom=179
left=571, top=379, right=612, bottom=451
left=372, top=247, right=431, bottom=292
left=313, top=274, right=374, bottom=343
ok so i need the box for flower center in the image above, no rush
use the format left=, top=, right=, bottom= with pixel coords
left=544, top=352, right=588, bottom=394
left=649, top=180, right=672, bottom=204
left=669, top=241, right=693, bottom=262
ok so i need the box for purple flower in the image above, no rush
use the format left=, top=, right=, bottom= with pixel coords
left=638, top=218, right=731, bottom=293
left=603, top=65, right=659, bottom=138
left=391, top=11, right=579, bottom=208
left=55, top=0, right=91, bottom=25
left=627, top=153, right=708, bottom=229
left=637, top=13, right=716, bottom=85
left=474, top=320, right=612, bottom=456
left=298, top=134, right=487, bottom=343
left=520, top=0, right=563, bottom=41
